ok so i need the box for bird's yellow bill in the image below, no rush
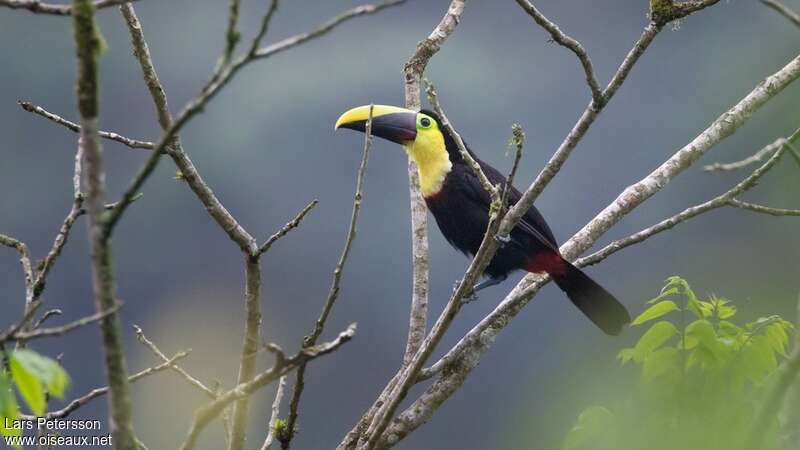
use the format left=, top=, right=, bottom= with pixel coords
left=334, top=104, right=415, bottom=129
left=335, top=104, right=419, bottom=144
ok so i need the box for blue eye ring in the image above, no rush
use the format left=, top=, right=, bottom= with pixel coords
left=420, top=117, right=432, bottom=128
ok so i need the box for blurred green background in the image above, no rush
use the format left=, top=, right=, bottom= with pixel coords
left=1, top=1, right=799, bottom=449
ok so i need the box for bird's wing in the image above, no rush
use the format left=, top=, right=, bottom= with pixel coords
left=460, top=159, right=560, bottom=252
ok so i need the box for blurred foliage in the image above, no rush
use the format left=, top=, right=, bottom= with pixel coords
left=1, top=349, right=70, bottom=439
left=564, top=276, right=795, bottom=450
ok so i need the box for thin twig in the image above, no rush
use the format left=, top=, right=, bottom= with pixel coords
left=515, top=0, right=603, bottom=103
left=503, top=124, right=526, bottom=205
left=252, top=0, right=407, bottom=60
left=31, top=196, right=86, bottom=300
left=761, top=0, right=800, bottom=27
left=18, top=101, right=154, bottom=149
left=260, top=376, right=286, bottom=450
left=727, top=199, right=800, bottom=216
left=22, top=351, right=190, bottom=420
left=222, top=0, right=241, bottom=66
left=112, top=0, right=283, bottom=249
left=424, top=79, right=499, bottom=200
left=576, top=136, right=793, bottom=268
left=256, top=200, right=319, bottom=257
left=32, top=309, right=63, bottom=330
left=285, top=106, right=375, bottom=448
left=0, top=0, right=136, bottom=15
left=704, top=137, right=784, bottom=171
left=2, top=303, right=122, bottom=343
left=133, top=325, right=216, bottom=398
left=786, top=141, right=800, bottom=168
left=0, top=234, right=34, bottom=300
left=498, top=21, right=662, bottom=238
left=649, top=0, right=723, bottom=26
left=179, top=325, right=356, bottom=450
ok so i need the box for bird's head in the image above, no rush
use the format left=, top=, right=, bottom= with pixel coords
left=334, top=104, right=445, bottom=146
left=335, top=105, right=455, bottom=196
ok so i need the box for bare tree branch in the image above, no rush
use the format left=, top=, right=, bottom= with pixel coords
left=649, top=0, right=722, bottom=26
left=112, top=0, right=282, bottom=249
left=18, top=101, right=154, bottom=149
left=335, top=4, right=466, bottom=448
left=515, top=0, right=603, bottom=103
left=576, top=133, right=796, bottom=268
left=0, top=0, right=135, bottom=15
left=1, top=303, right=122, bottom=343
left=761, top=0, right=800, bottom=27
left=256, top=200, right=319, bottom=257
left=0, top=234, right=34, bottom=300
left=179, top=325, right=356, bottom=450
left=72, top=1, right=136, bottom=447
left=727, top=198, right=800, bottom=216
left=32, top=309, right=63, bottom=329
left=499, top=21, right=662, bottom=238
left=703, top=136, right=783, bottom=171
left=133, top=325, right=216, bottom=399
left=222, top=0, right=241, bottom=67
left=398, top=0, right=470, bottom=372
left=252, top=0, right=407, bottom=60
left=228, top=255, right=263, bottom=450
left=285, top=106, right=375, bottom=449
left=401, top=0, right=466, bottom=370
left=260, top=376, right=286, bottom=450
left=117, top=3, right=401, bottom=448
left=502, top=124, right=526, bottom=204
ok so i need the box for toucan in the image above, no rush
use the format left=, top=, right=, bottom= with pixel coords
left=335, top=105, right=630, bottom=335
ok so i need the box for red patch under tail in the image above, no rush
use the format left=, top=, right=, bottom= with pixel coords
left=524, top=250, right=568, bottom=277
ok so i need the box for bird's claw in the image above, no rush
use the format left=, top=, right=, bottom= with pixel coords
left=452, top=279, right=479, bottom=304
left=494, top=233, right=511, bottom=248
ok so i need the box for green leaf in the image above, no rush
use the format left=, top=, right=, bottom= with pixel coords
left=765, top=322, right=790, bottom=357
left=686, top=346, right=715, bottom=371
left=563, top=406, right=614, bottom=450
left=642, top=347, right=680, bottom=381
left=719, top=320, right=743, bottom=339
left=0, top=372, right=21, bottom=439
left=9, top=354, right=45, bottom=416
left=685, top=320, right=717, bottom=349
left=747, top=316, right=780, bottom=331
left=632, top=301, right=679, bottom=326
left=715, top=299, right=737, bottom=319
left=618, top=348, right=635, bottom=365
left=695, top=301, right=714, bottom=319
left=632, top=321, right=678, bottom=363
left=10, top=350, right=69, bottom=399
left=648, top=286, right=679, bottom=304
left=741, top=335, right=778, bottom=382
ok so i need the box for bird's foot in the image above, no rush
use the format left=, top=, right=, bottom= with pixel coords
left=453, top=279, right=479, bottom=304
left=494, top=233, right=511, bottom=248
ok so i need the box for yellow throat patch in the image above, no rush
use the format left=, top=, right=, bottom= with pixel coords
left=404, top=126, right=452, bottom=197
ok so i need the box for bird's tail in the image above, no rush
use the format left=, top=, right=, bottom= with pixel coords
left=550, top=258, right=630, bottom=336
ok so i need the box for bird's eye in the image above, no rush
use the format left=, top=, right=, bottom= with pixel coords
left=419, top=117, right=432, bottom=128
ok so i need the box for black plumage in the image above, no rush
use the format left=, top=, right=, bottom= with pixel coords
left=420, top=110, right=630, bottom=335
